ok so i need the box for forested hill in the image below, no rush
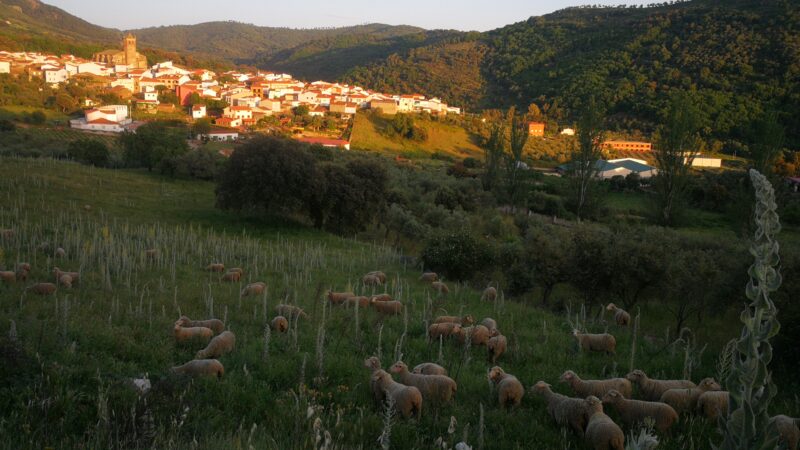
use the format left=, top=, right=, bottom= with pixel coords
left=343, top=0, right=800, bottom=149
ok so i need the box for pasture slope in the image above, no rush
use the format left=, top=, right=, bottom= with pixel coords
left=0, top=156, right=764, bottom=449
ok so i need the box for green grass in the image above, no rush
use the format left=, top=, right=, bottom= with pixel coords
left=0, top=157, right=793, bottom=449
left=0, top=106, right=71, bottom=124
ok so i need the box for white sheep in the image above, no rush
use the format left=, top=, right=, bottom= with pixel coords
left=479, top=317, right=498, bottom=332
left=605, top=303, right=630, bottom=326
left=584, top=396, right=625, bottom=450
left=221, top=271, right=241, bottom=282
left=626, top=369, right=696, bottom=401
left=601, top=389, right=678, bottom=433
left=481, top=286, right=497, bottom=302
left=240, top=282, right=266, bottom=297
left=573, top=330, right=617, bottom=355
left=560, top=370, right=632, bottom=399
left=206, top=263, right=225, bottom=273
left=433, top=315, right=474, bottom=326
left=171, top=359, right=224, bottom=379
left=58, top=274, right=73, bottom=289
left=369, top=293, right=393, bottom=302
left=362, top=274, right=382, bottom=286
left=54, top=247, right=66, bottom=258
left=367, top=271, right=387, bottom=284
left=456, top=325, right=492, bottom=346
left=696, top=390, right=729, bottom=420
left=428, top=322, right=462, bottom=340
left=196, top=331, right=236, bottom=359
left=271, top=316, right=289, bottom=333
left=371, top=369, right=422, bottom=419
left=363, top=356, right=384, bottom=405
left=412, top=362, right=447, bottom=376
left=175, top=316, right=225, bottom=335
left=659, top=377, right=721, bottom=414
left=531, top=380, right=591, bottom=436
left=27, top=282, right=57, bottom=295
left=431, top=281, right=449, bottom=295
left=390, top=361, right=456, bottom=405
left=370, top=299, right=402, bottom=316
left=344, top=296, right=370, bottom=308
left=420, top=272, right=438, bottom=282
left=771, top=415, right=799, bottom=450
left=275, top=304, right=307, bottom=320
left=487, top=333, right=507, bottom=364
left=173, top=324, right=213, bottom=343
left=327, top=291, right=355, bottom=305
left=0, top=271, right=16, bottom=283
left=488, top=366, right=524, bottom=409
left=53, top=267, right=80, bottom=284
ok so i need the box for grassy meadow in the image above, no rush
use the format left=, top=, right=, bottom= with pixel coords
left=0, top=157, right=795, bottom=449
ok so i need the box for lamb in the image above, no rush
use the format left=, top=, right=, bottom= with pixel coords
left=412, top=362, right=447, bottom=376
left=479, top=317, right=498, bottom=332
left=344, top=296, right=370, bottom=308
left=371, top=369, right=422, bottom=419
left=605, top=303, right=630, bottom=326
left=428, top=323, right=462, bottom=340
left=54, top=247, right=66, bottom=258
left=584, top=396, right=625, bottom=450
left=390, top=361, right=457, bottom=404
left=221, top=271, right=241, bottom=282
left=625, top=369, right=696, bottom=401
left=433, top=314, right=474, bottom=326
left=175, top=316, right=225, bottom=335
left=420, top=272, right=438, bottom=282
left=560, top=370, right=632, bottom=399
left=456, top=325, right=492, bottom=346
left=601, top=389, right=678, bottom=433
left=363, top=356, right=385, bottom=405
left=369, top=293, right=393, bottom=302
left=659, top=377, right=721, bottom=414
left=488, top=366, right=524, bottom=409
left=370, top=299, right=403, bottom=316
left=481, top=286, right=497, bottom=302
left=487, top=333, right=507, bottom=363
left=573, top=330, right=617, bottom=355
left=367, top=271, right=387, bottom=284
left=270, top=316, right=289, bottom=333
left=195, top=331, right=236, bottom=359
left=771, top=415, right=799, bottom=450
left=58, top=274, right=73, bottom=288
left=241, top=282, right=266, bottom=297
left=431, top=281, right=449, bottom=295
left=27, top=282, right=57, bottom=295
left=531, top=381, right=591, bottom=436
left=145, top=249, right=158, bottom=259
left=362, top=274, right=382, bottom=286
left=171, top=359, right=224, bottom=379
left=53, top=267, right=80, bottom=285
left=0, top=271, right=16, bottom=283
left=206, top=263, right=225, bottom=273
left=173, top=324, right=213, bottom=343
left=696, top=390, right=729, bottom=420
left=327, top=291, right=355, bottom=305
left=275, top=304, right=308, bottom=320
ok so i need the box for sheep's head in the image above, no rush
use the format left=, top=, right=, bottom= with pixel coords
left=531, top=381, right=551, bottom=394
left=605, top=303, right=617, bottom=311
left=371, top=369, right=389, bottom=384
left=462, top=315, right=475, bottom=326
left=363, top=357, right=380, bottom=370
left=488, top=366, right=505, bottom=383
left=559, top=370, right=576, bottom=383
left=390, top=361, right=407, bottom=373
left=625, top=370, right=646, bottom=382
left=584, top=396, right=603, bottom=412
left=699, top=378, right=722, bottom=391
left=571, top=329, right=581, bottom=337
left=601, top=390, right=622, bottom=403
left=490, top=329, right=501, bottom=337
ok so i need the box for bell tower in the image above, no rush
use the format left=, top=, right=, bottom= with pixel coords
left=123, top=33, right=137, bottom=66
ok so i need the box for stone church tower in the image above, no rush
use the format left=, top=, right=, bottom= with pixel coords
left=123, top=34, right=137, bottom=66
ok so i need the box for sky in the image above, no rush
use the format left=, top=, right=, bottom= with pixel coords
left=45, top=0, right=648, bottom=31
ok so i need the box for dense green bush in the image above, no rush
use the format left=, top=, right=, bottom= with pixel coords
left=174, top=148, right=226, bottom=180
left=420, top=231, right=494, bottom=281
left=120, top=121, right=189, bottom=172
left=67, top=139, right=110, bottom=167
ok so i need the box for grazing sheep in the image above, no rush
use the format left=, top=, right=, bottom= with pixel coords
left=560, top=370, right=632, bottom=399
left=83, top=204, right=92, bottom=212
left=171, top=359, right=224, bottom=379
left=371, top=369, right=422, bottom=419
left=659, top=377, right=721, bottom=414
left=601, top=389, right=678, bottom=433
left=390, top=361, right=457, bottom=404
left=54, top=247, right=66, bottom=258
left=367, top=271, right=387, bottom=284
left=479, top=317, right=498, bottom=332
left=605, top=303, right=630, bottom=326
left=58, top=274, right=73, bottom=288
left=228, top=268, right=244, bottom=275
left=344, top=296, right=370, bottom=308
left=221, top=271, right=241, bottom=282
left=573, top=330, right=617, bottom=355
left=362, top=274, right=382, bottom=286
left=0, top=229, right=14, bottom=239
left=456, top=325, right=492, bottom=346
left=584, top=396, right=625, bottom=450
left=696, top=390, right=729, bottom=420
left=487, top=333, right=507, bottom=364
left=532, top=381, right=591, bottom=436
left=16, top=263, right=31, bottom=273
left=370, top=299, right=403, bottom=316
left=364, top=356, right=385, bottom=405
left=488, top=366, right=524, bottom=409
left=196, top=331, right=236, bottom=359
left=431, top=281, right=449, bottom=295
left=270, top=316, right=289, bottom=333
left=0, top=271, right=16, bottom=284
left=771, top=415, right=800, bottom=450
left=428, top=323, right=462, bottom=340
left=412, top=362, right=447, bottom=376
left=241, top=282, right=267, bottom=297
left=327, top=291, right=355, bottom=305
left=173, top=324, right=213, bottom=343
left=626, top=370, right=696, bottom=401
left=27, top=282, right=57, bottom=295
left=481, top=286, right=497, bottom=302
left=369, top=293, right=393, bottom=302
left=420, top=272, right=438, bottom=282
left=433, top=315, right=474, bottom=326
left=275, top=304, right=307, bottom=320
left=53, top=267, right=80, bottom=285
left=145, top=249, right=158, bottom=259
left=206, top=263, right=225, bottom=273
left=175, top=316, right=225, bottom=335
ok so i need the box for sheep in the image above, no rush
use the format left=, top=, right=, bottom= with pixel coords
left=659, top=377, right=722, bottom=414
left=696, top=390, right=729, bottom=420
left=83, top=204, right=92, bottom=212
left=195, top=331, right=236, bottom=359
left=412, top=362, right=448, bottom=376
left=27, top=282, right=57, bottom=295
left=363, top=356, right=384, bottom=405
left=625, top=369, right=696, bottom=401
left=54, top=247, right=66, bottom=258
left=175, top=316, right=225, bottom=335
left=228, top=268, right=244, bottom=275
left=371, top=369, right=422, bottom=419
left=171, top=359, right=224, bottom=379
left=241, top=282, right=266, bottom=297
left=53, top=267, right=80, bottom=285
left=206, top=263, right=225, bottom=273
left=0, top=271, right=16, bottom=283
left=572, top=330, right=617, bottom=355
left=584, top=396, right=625, bottom=450
left=771, top=415, right=799, bottom=450
left=369, top=293, right=393, bottom=302
left=601, top=389, right=678, bottom=433
left=344, top=296, right=370, bottom=308
left=487, top=333, right=507, bottom=364
left=560, top=370, right=633, bottom=399
left=145, top=249, right=158, bottom=259
left=479, top=317, right=498, bottom=332
left=270, top=316, right=289, bottom=333
left=488, top=366, right=524, bottom=409
left=15, top=263, right=31, bottom=281
left=327, top=291, right=355, bottom=305
left=0, top=229, right=13, bottom=239
left=481, top=286, right=497, bottom=302
left=367, top=271, right=387, bottom=284
left=456, top=325, right=492, bottom=346
left=221, top=271, right=241, bottom=282
left=428, top=322, right=462, bottom=340
left=362, top=274, right=382, bottom=286
left=433, top=314, right=474, bottom=326
left=58, top=274, right=73, bottom=288
left=173, top=324, right=213, bottom=343
left=531, top=381, right=591, bottom=436
left=390, top=361, right=457, bottom=404
left=605, top=303, right=630, bottom=326
left=370, top=299, right=402, bottom=316
left=420, top=272, right=438, bottom=282
left=431, top=281, right=449, bottom=295
left=275, top=304, right=308, bottom=320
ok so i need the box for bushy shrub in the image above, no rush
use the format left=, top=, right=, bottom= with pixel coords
left=120, top=121, right=189, bottom=172
left=67, top=139, right=110, bottom=167
left=462, top=157, right=480, bottom=168
left=0, top=119, right=15, bottom=132
left=420, top=231, right=494, bottom=281
left=174, top=148, right=226, bottom=180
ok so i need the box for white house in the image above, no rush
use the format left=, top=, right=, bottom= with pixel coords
left=192, top=105, right=207, bottom=119
left=70, top=105, right=131, bottom=133
left=224, top=106, right=253, bottom=120
left=561, top=128, right=576, bottom=136
left=143, top=90, right=159, bottom=102
left=688, top=155, right=722, bottom=168
left=44, top=68, right=68, bottom=85
left=0, top=59, right=11, bottom=74
left=558, top=158, right=658, bottom=179
left=199, top=128, right=239, bottom=141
